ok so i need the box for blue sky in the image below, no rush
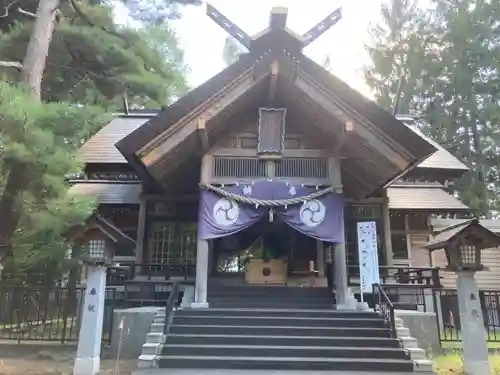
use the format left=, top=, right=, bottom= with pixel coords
left=170, top=0, right=385, bottom=98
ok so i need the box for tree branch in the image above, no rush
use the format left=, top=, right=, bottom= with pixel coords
left=0, top=0, right=20, bottom=18
left=17, top=7, right=37, bottom=18
left=0, top=60, right=23, bottom=70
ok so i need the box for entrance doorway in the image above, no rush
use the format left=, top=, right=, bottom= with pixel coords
left=210, top=217, right=325, bottom=287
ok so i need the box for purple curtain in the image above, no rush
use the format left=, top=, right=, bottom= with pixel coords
left=198, top=180, right=344, bottom=243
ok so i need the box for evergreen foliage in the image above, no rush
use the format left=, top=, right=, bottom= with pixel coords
left=0, top=0, right=191, bottom=283
left=364, top=0, right=500, bottom=217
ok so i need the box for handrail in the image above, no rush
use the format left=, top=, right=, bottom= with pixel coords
left=163, top=281, right=181, bottom=336
left=372, top=283, right=397, bottom=338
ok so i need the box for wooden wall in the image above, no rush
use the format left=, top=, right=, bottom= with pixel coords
left=389, top=214, right=500, bottom=291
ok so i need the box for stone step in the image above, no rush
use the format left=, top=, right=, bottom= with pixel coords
left=165, top=334, right=402, bottom=348
left=169, top=324, right=391, bottom=338
left=162, top=344, right=410, bottom=360
left=134, top=370, right=433, bottom=375
left=158, top=355, right=415, bottom=372
left=172, top=315, right=386, bottom=328
left=175, top=308, right=379, bottom=319
left=207, top=300, right=334, bottom=309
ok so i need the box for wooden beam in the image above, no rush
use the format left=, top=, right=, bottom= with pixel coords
left=207, top=3, right=251, bottom=49
left=140, top=68, right=256, bottom=164
left=197, top=118, right=210, bottom=151
left=268, top=60, right=279, bottom=103
left=302, top=8, right=342, bottom=47
left=269, top=6, right=288, bottom=29
left=293, top=73, right=410, bottom=170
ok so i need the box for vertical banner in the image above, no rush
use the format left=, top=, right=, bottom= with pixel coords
left=357, top=221, right=380, bottom=298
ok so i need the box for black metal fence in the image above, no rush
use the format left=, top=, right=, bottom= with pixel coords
left=0, top=286, right=121, bottom=344
left=434, top=289, right=500, bottom=343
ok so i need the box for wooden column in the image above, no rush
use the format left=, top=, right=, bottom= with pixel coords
left=192, top=154, right=211, bottom=308
left=382, top=197, right=393, bottom=266
left=134, top=194, right=147, bottom=266
left=316, top=240, right=325, bottom=277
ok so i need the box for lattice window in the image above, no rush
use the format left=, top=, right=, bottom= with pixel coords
left=149, top=202, right=176, bottom=216
left=179, top=224, right=197, bottom=265
left=87, top=239, right=106, bottom=259
left=213, top=156, right=267, bottom=178
left=348, top=204, right=382, bottom=219
left=148, top=222, right=197, bottom=265
left=275, top=158, right=329, bottom=179
left=149, top=222, right=175, bottom=264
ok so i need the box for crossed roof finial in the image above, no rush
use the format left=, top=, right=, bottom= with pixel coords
left=206, top=3, right=342, bottom=51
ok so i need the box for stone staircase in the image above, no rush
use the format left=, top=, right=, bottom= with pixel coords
left=154, top=285, right=430, bottom=372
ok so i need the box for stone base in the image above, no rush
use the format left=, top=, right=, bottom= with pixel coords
left=464, top=359, right=491, bottom=375
left=73, top=356, right=100, bottom=375
left=190, top=302, right=209, bottom=309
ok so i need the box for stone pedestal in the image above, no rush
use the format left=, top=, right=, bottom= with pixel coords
left=456, top=271, right=491, bottom=375
left=73, top=266, right=106, bottom=375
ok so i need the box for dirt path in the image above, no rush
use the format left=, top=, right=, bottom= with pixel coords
left=0, top=353, right=136, bottom=375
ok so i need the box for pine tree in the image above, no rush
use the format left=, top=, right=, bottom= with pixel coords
left=0, top=0, right=191, bottom=281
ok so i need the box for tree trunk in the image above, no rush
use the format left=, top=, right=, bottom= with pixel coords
left=0, top=0, right=60, bottom=261
left=471, top=109, right=490, bottom=218
left=22, top=0, right=60, bottom=98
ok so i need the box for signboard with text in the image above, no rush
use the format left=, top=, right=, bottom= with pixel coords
left=356, top=221, right=380, bottom=295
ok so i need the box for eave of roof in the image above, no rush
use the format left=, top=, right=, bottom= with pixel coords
left=116, top=54, right=257, bottom=158
left=386, top=184, right=469, bottom=211
left=68, top=182, right=142, bottom=204
left=396, top=116, right=469, bottom=174
left=424, top=219, right=500, bottom=251
left=80, top=115, right=154, bottom=164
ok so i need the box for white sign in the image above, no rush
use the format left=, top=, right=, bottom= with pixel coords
left=356, top=221, right=380, bottom=296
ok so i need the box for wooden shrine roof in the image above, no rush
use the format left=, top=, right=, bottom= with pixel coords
left=424, top=219, right=500, bottom=251
left=68, top=182, right=141, bottom=204
left=398, top=118, right=469, bottom=173
left=65, top=213, right=136, bottom=250
left=386, top=182, right=469, bottom=211
left=432, top=218, right=500, bottom=233
left=81, top=113, right=157, bottom=163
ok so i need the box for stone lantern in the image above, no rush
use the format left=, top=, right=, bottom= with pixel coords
left=65, top=214, right=135, bottom=375
left=425, top=218, right=500, bottom=375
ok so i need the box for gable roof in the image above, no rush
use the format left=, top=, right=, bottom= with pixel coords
left=81, top=113, right=158, bottom=163
left=424, top=219, right=500, bottom=251
left=64, top=213, right=136, bottom=251
left=116, top=56, right=257, bottom=159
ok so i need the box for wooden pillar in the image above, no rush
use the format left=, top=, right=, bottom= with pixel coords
left=135, top=194, right=147, bottom=266
left=382, top=197, right=393, bottom=266
left=316, top=240, right=325, bottom=277
left=192, top=154, right=211, bottom=308
left=334, top=242, right=349, bottom=308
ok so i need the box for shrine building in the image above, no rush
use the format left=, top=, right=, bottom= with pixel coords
left=68, top=5, right=500, bottom=305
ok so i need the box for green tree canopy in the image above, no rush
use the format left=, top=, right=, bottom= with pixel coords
left=364, top=0, right=500, bottom=217
left=0, top=1, right=189, bottom=108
